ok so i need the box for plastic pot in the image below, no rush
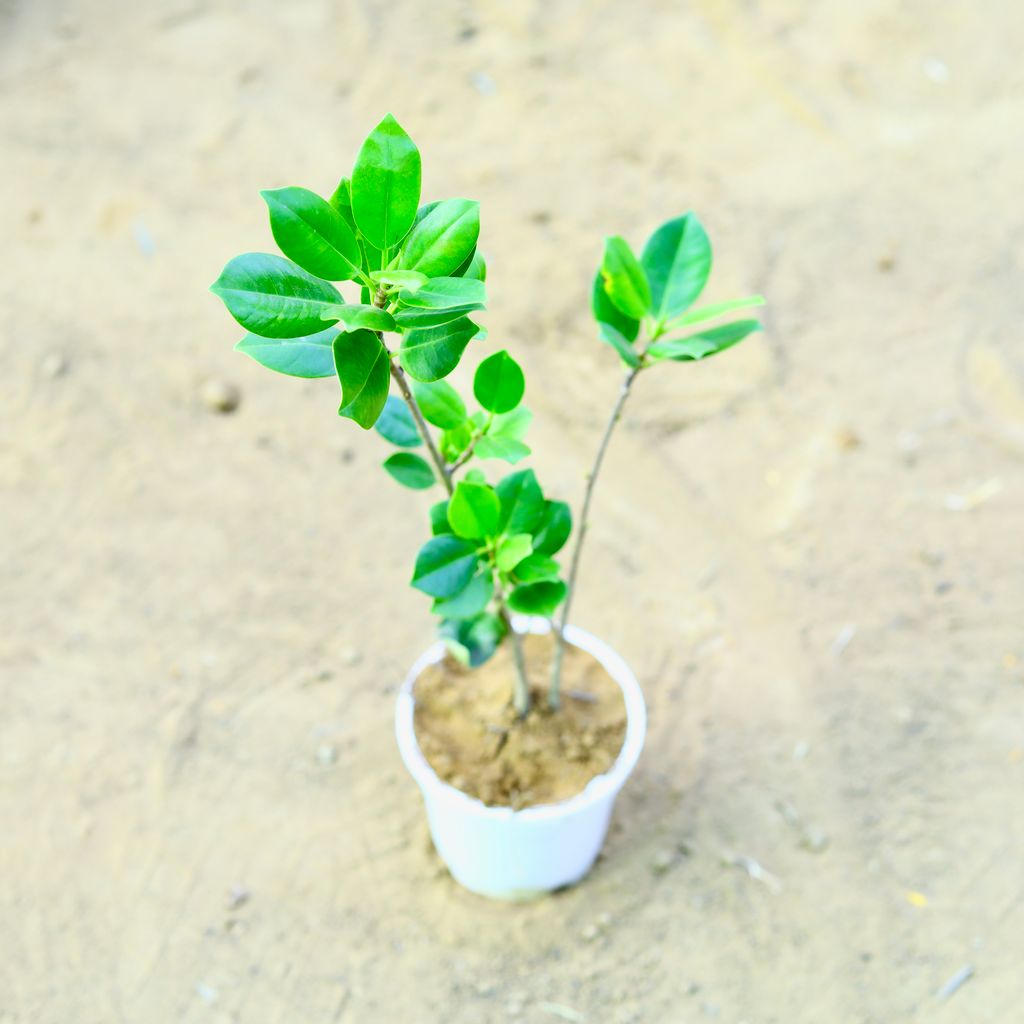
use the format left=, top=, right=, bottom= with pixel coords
left=395, top=617, right=646, bottom=900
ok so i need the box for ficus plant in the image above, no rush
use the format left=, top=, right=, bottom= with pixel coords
left=211, top=113, right=763, bottom=719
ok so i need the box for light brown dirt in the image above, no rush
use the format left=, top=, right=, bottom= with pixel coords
left=2, top=1, right=1024, bottom=1022
left=414, top=632, right=627, bottom=808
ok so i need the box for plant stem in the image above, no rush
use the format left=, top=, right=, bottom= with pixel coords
left=387, top=359, right=453, bottom=496
left=549, top=364, right=642, bottom=708
left=497, top=592, right=531, bottom=716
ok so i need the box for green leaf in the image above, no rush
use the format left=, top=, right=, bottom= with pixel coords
left=513, top=553, right=561, bottom=583
left=496, top=468, right=545, bottom=534
left=600, top=236, right=651, bottom=320
left=397, top=277, right=486, bottom=317
left=432, top=570, right=494, bottom=619
left=393, top=302, right=484, bottom=329
left=429, top=500, right=452, bottom=535
left=440, top=421, right=474, bottom=463
left=647, top=320, right=762, bottom=362
left=234, top=327, right=338, bottom=378
left=375, top=395, right=421, bottom=447
left=533, top=500, right=572, bottom=556
left=474, top=436, right=531, bottom=464
left=261, top=187, right=363, bottom=282
left=320, top=303, right=396, bottom=332
left=464, top=468, right=487, bottom=484
left=211, top=253, right=343, bottom=338
left=641, top=213, right=712, bottom=324
left=370, top=269, right=428, bottom=291
left=597, top=322, right=641, bottom=368
left=440, top=612, right=506, bottom=667
left=350, top=113, right=421, bottom=250
left=399, top=317, right=478, bottom=382
left=666, top=295, right=765, bottom=330
left=333, top=329, right=390, bottom=429
left=412, top=535, right=479, bottom=598
left=461, top=250, right=487, bottom=282
left=508, top=580, right=567, bottom=616
left=490, top=406, right=532, bottom=442
left=496, top=533, right=533, bottom=573
left=447, top=481, right=501, bottom=539
left=328, top=176, right=357, bottom=234
left=473, top=350, right=525, bottom=414
left=412, top=379, right=466, bottom=429
left=400, top=198, right=480, bottom=278
left=383, top=452, right=435, bottom=489
left=592, top=270, right=639, bottom=341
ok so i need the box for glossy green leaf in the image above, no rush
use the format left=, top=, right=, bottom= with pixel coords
left=320, top=303, right=396, bottom=333
left=429, top=500, right=452, bottom=535
left=508, top=579, right=567, bottom=616
left=592, top=270, right=639, bottom=341
left=464, top=468, right=487, bottom=484
left=598, top=322, right=641, bottom=368
left=400, top=198, right=480, bottom=278
left=474, top=436, right=531, bottom=463
left=440, top=421, right=474, bottom=463
left=496, top=468, right=545, bottom=534
left=666, top=295, right=765, bottom=330
left=646, top=320, right=761, bottom=362
left=375, top=395, right=421, bottom=447
left=211, top=253, right=343, bottom=338
left=370, top=269, right=428, bottom=291
left=440, top=612, right=506, bottom=667
left=412, top=379, right=466, bottom=429
left=432, top=570, right=494, bottom=619
left=383, top=452, right=435, bottom=489
left=533, top=500, right=572, bottom=556
left=393, top=301, right=484, bottom=329
left=399, top=317, right=478, bottom=382
left=496, top=533, right=533, bottom=573
left=398, top=277, right=485, bottom=309
left=328, top=176, right=357, bottom=234
left=234, top=327, right=338, bottom=378
left=473, top=350, right=524, bottom=414
left=447, top=481, right=501, bottom=539
left=513, top=553, right=561, bottom=583
left=333, top=329, right=390, bottom=429
left=462, top=250, right=487, bottom=282
left=600, top=236, right=651, bottom=320
left=350, top=113, right=421, bottom=249
left=411, top=535, right=479, bottom=598
left=641, top=213, right=712, bottom=324
left=261, top=187, right=362, bottom=282
left=490, top=406, right=532, bottom=441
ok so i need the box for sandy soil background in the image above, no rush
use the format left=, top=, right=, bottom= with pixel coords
left=2, top=1, right=1023, bottom=1021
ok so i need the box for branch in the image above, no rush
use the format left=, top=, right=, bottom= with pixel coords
left=549, top=364, right=641, bottom=707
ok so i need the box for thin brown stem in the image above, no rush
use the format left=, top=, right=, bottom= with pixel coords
left=388, top=359, right=453, bottom=496
left=549, top=364, right=641, bottom=708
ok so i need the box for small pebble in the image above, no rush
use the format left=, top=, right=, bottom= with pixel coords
left=202, top=379, right=241, bottom=413
left=651, top=849, right=675, bottom=875
left=225, top=884, right=250, bottom=910
left=580, top=923, right=600, bottom=943
left=316, top=743, right=338, bottom=766
left=41, top=352, right=68, bottom=378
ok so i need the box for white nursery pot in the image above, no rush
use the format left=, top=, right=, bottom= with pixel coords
left=395, top=617, right=647, bottom=901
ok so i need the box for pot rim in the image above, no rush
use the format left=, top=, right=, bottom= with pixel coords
left=394, top=616, right=647, bottom=822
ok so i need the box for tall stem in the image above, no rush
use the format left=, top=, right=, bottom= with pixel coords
left=388, top=360, right=452, bottom=495
left=549, top=365, right=641, bottom=708
left=384, top=327, right=531, bottom=714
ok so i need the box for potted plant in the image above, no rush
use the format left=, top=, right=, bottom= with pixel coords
left=211, top=114, right=763, bottom=900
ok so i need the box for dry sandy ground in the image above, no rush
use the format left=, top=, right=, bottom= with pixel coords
left=2, top=1, right=1023, bottom=1021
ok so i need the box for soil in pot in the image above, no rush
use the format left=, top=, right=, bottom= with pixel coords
left=413, top=632, right=627, bottom=809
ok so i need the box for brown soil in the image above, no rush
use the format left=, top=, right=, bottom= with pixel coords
left=414, top=633, right=627, bottom=809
